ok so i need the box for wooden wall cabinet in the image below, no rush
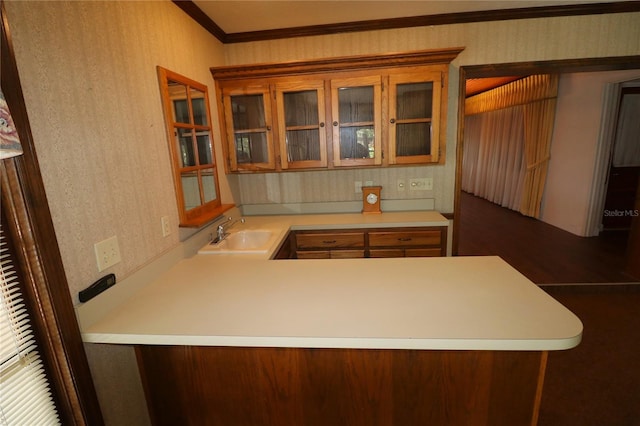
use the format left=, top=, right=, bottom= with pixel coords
left=275, top=79, right=328, bottom=170
left=282, top=226, right=447, bottom=259
left=211, top=48, right=463, bottom=173
left=220, top=84, right=276, bottom=171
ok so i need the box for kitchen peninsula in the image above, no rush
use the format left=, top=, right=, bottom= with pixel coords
left=78, top=210, right=582, bottom=426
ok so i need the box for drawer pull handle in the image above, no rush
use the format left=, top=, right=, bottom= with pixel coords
left=323, top=240, right=337, bottom=244
left=398, top=237, right=412, bottom=242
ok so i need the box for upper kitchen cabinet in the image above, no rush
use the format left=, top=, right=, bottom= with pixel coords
left=388, top=71, right=443, bottom=165
left=331, top=76, right=382, bottom=167
left=275, top=80, right=328, bottom=170
left=211, top=48, right=462, bottom=173
left=220, top=84, right=276, bottom=171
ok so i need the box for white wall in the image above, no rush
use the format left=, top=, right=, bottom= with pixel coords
left=541, top=70, right=640, bottom=236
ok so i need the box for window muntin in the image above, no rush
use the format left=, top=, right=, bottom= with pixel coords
left=158, top=67, right=226, bottom=227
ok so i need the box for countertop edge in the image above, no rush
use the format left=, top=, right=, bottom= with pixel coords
left=81, top=333, right=583, bottom=351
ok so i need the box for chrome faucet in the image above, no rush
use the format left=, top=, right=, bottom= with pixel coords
left=213, top=217, right=245, bottom=243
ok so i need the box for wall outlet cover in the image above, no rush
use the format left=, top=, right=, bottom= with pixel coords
left=94, top=235, right=122, bottom=272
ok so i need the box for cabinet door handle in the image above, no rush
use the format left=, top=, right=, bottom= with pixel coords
left=390, top=118, right=396, bottom=124
left=332, top=121, right=338, bottom=127
left=398, top=237, right=412, bottom=242
left=320, top=122, right=325, bottom=128
left=267, top=126, right=271, bottom=131
left=322, top=240, right=337, bottom=244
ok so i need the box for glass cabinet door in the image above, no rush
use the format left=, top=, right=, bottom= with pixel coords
left=275, top=80, right=327, bottom=169
left=388, top=71, right=442, bottom=164
left=222, top=85, right=275, bottom=171
left=330, top=76, right=382, bottom=167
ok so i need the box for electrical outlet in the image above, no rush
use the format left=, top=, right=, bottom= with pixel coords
left=161, top=216, right=171, bottom=237
left=425, top=177, right=433, bottom=190
left=355, top=181, right=362, bottom=194
left=94, top=236, right=121, bottom=272
left=409, top=178, right=432, bottom=191
left=397, top=179, right=406, bottom=191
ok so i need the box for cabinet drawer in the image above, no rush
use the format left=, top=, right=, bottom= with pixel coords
left=369, top=249, right=404, bottom=258
left=330, top=250, right=365, bottom=259
left=296, top=250, right=365, bottom=259
left=296, top=251, right=331, bottom=259
left=405, top=248, right=443, bottom=257
left=296, top=232, right=365, bottom=249
left=369, top=231, right=441, bottom=247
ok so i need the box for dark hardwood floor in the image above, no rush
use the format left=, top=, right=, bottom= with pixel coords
left=539, top=285, right=640, bottom=426
left=457, top=191, right=637, bottom=284
left=458, top=191, right=640, bottom=426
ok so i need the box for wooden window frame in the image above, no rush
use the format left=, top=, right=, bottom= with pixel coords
left=157, top=67, right=232, bottom=227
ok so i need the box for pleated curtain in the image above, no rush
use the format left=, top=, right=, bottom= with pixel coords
left=464, top=74, right=559, bottom=218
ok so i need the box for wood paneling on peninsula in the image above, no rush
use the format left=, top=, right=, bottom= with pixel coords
left=137, top=345, right=547, bottom=426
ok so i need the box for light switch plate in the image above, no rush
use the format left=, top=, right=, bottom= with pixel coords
left=161, top=216, right=171, bottom=237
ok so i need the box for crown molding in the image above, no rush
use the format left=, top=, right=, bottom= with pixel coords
left=172, top=1, right=640, bottom=44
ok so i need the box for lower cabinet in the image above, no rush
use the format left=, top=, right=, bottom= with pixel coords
left=295, top=231, right=365, bottom=259
left=369, top=229, right=444, bottom=257
left=282, top=226, right=447, bottom=259
left=136, top=345, right=547, bottom=426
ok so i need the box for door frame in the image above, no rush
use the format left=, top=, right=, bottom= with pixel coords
left=453, top=55, right=640, bottom=255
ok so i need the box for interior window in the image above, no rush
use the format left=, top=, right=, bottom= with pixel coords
left=157, top=67, right=229, bottom=227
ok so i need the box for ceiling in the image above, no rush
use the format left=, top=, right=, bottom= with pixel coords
left=180, top=1, right=637, bottom=96
left=191, top=0, right=626, bottom=34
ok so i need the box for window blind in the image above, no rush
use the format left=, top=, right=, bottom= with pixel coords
left=0, top=224, right=60, bottom=425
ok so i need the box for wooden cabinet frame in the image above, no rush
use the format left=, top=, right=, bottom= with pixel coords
left=283, top=226, right=447, bottom=259
left=211, top=48, right=463, bottom=173
left=275, top=79, right=328, bottom=170
left=220, top=83, right=276, bottom=171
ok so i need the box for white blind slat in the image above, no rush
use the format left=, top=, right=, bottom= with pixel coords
left=0, top=224, right=60, bottom=425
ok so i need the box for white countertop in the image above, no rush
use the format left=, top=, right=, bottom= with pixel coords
left=80, top=211, right=582, bottom=351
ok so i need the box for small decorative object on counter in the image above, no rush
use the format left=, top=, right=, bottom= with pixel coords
left=362, top=186, right=382, bottom=214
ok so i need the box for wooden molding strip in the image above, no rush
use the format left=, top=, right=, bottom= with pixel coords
left=172, top=0, right=226, bottom=41
left=173, top=1, right=640, bottom=44
left=210, top=47, right=464, bottom=79
left=463, top=55, right=640, bottom=78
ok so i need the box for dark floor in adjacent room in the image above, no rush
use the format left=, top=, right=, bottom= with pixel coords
left=457, top=191, right=635, bottom=284
left=458, top=192, right=640, bottom=426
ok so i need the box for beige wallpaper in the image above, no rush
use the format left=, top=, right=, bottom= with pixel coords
left=226, top=12, right=640, bottom=213
left=4, top=4, right=639, bottom=424
left=6, top=0, right=640, bottom=298
left=5, top=0, right=229, bottom=302
left=5, top=1, right=639, bottom=306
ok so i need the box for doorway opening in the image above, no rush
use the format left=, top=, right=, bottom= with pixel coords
left=455, top=56, right=640, bottom=282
